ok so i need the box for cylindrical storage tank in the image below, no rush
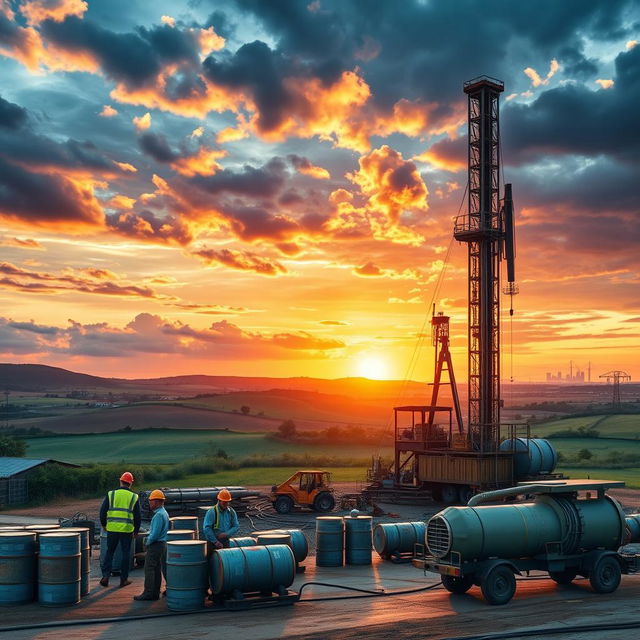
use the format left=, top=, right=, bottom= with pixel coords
left=499, top=438, right=558, bottom=478
left=315, top=516, right=344, bottom=567
left=167, top=529, right=196, bottom=542
left=99, top=529, right=135, bottom=575
left=373, top=522, right=426, bottom=558
left=344, top=516, right=372, bottom=565
left=228, top=537, right=256, bottom=548
left=166, top=540, right=208, bottom=611
left=626, top=514, right=640, bottom=543
left=252, top=529, right=308, bottom=563
left=0, top=531, right=37, bottom=605
left=426, top=494, right=626, bottom=561
left=211, top=545, right=295, bottom=596
left=60, top=528, right=90, bottom=597
left=38, top=532, right=81, bottom=606
left=169, top=516, right=199, bottom=538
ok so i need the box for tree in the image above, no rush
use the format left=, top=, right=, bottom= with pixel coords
left=278, top=420, right=297, bottom=439
left=0, top=435, right=26, bottom=457
left=577, top=448, right=593, bottom=461
left=240, top=405, right=250, bottom=415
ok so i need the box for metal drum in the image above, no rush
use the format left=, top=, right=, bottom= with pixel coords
left=315, top=516, right=344, bottom=567
left=373, top=522, right=426, bottom=558
left=0, top=526, right=25, bottom=531
left=170, top=516, right=199, bottom=538
left=25, top=524, right=60, bottom=531
left=61, top=528, right=90, bottom=597
left=166, top=540, right=208, bottom=611
left=256, top=533, right=291, bottom=547
left=0, top=531, right=37, bottom=605
left=252, top=529, right=308, bottom=563
left=38, top=532, right=81, bottom=606
left=211, top=545, right=295, bottom=596
left=167, top=529, right=196, bottom=542
left=99, top=528, right=135, bottom=575
left=229, top=536, right=257, bottom=548
left=344, top=516, right=372, bottom=565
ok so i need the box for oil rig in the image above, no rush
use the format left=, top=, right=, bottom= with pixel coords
left=367, top=76, right=559, bottom=504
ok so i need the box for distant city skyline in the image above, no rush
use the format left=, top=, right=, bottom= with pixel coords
left=0, top=1, right=638, bottom=382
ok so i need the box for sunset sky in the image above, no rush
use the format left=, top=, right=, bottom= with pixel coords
left=0, top=0, right=638, bottom=382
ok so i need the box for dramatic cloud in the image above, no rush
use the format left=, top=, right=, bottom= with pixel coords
left=193, top=248, right=287, bottom=276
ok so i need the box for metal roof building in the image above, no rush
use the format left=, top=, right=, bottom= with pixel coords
left=0, top=457, right=78, bottom=506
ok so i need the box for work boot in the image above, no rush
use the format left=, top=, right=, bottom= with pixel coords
left=133, top=593, right=158, bottom=601
left=119, top=579, right=132, bottom=588
left=99, top=577, right=109, bottom=587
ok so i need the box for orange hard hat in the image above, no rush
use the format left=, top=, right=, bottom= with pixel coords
left=149, top=489, right=166, bottom=501
left=217, top=488, right=232, bottom=502
left=120, top=471, right=134, bottom=484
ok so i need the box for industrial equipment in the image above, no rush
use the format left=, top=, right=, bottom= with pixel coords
left=413, top=479, right=640, bottom=605
left=365, top=76, right=560, bottom=504
left=269, top=470, right=335, bottom=514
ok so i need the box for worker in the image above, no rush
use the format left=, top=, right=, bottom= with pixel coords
left=133, top=489, right=169, bottom=601
left=99, top=471, right=141, bottom=588
left=203, top=488, right=239, bottom=551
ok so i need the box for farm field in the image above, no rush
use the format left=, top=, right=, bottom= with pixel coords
left=559, top=466, right=640, bottom=489
left=25, top=429, right=391, bottom=464
left=139, top=467, right=369, bottom=489
left=532, top=414, right=640, bottom=439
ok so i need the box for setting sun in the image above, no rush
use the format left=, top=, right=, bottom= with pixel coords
left=357, top=356, right=389, bottom=380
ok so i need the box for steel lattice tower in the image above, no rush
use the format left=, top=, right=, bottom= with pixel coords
left=454, top=76, right=505, bottom=452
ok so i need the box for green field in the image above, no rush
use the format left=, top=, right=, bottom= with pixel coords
left=559, top=467, right=640, bottom=489
left=26, top=429, right=390, bottom=464
left=533, top=414, right=640, bottom=439
left=139, top=467, right=368, bottom=489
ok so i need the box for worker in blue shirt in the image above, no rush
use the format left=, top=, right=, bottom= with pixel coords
left=203, top=488, right=239, bottom=551
left=134, top=490, right=169, bottom=601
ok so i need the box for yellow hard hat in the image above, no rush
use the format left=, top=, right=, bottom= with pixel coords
left=217, top=488, right=232, bottom=502
left=149, top=489, right=166, bottom=501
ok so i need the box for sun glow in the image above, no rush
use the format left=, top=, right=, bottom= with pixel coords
left=357, top=356, right=388, bottom=380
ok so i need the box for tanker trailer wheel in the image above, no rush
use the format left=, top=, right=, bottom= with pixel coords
left=458, top=485, right=474, bottom=504
left=313, top=492, right=335, bottom=513
left=441, top=484, right=459, bottom=505
left=589, top=556, right=621, bottom=594
left=442, top=574, right=474, bottom=594
left=481, top=565, right=516, bottom=605
left=549, top=569, right=577, bottom=585
left=274, top=495, right=294, bottom=514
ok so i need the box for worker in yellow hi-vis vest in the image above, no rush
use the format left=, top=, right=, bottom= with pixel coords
left=99, top=471, right=141, bottom=588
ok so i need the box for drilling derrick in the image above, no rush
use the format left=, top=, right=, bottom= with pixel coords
left=454, top=76, right=516, bottom=453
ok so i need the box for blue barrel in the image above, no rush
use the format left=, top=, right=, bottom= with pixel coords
left=373, top=522, right=426, bottom=558
left=626, top=514, right=640, bottom=542
left=315, top=516, right=344, bottom=567
left=0, top=531, right=37, bottom=605
left=229, top=537, right=257, bottom=548
left=253, top=529, right=308, bottom=563
left=344, top=516, right=372, bottom=565
left=167, top=529, right=195, bottom=542
left=256, top=533, right=291, bottom=547
left=61, top=528, right=90, bottom=597
left=499, top=438, right=558, bottom=477
left=25, top=524, right=60, bottom=532
left=170, top=516, right=199, bottom=538
left=211, top=545, right=295, bottom=596
left=38, top=532, right=81, bottom=606
left=197, top=506, right=213, bottom=539
left=0, top=526, right=25, bottom=531
left=99, top=528, right=135, bottom=575
left=166, top=540, right=208, bottom=611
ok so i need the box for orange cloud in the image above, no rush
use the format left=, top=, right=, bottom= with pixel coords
left=161, top=15, right=176, bottom=27
left=170, top=147, right=226, bottom=177
left=524, top=59, right=560, bottom=87
left=19, top=0, right=87, bottom=25
left=195, top=26, right=225, bottom=57
left=100, top=105, right=118, bottom=117
left=595, top=78, right=614, bottom=89
left=0, top=237, right=44, bottom=250
left=133, top=112, right=152, bottom=131
left=347, top=145, right=428, bottom=220
left=106, top=195, right=136, bottom=210
left=194, top=247, right=287, bottom=276
left=114, top=161, right=137, bottom=173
